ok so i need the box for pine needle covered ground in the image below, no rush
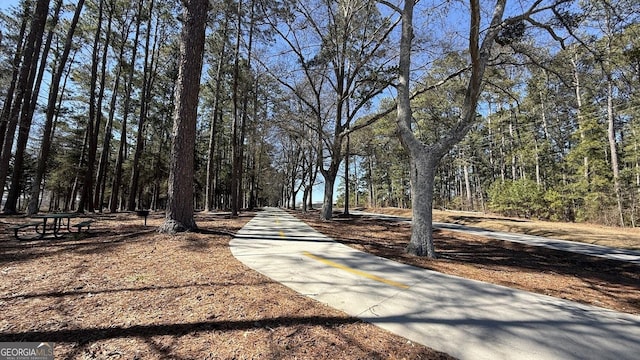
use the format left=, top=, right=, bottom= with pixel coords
left=1, top=209, right=638, bottom=358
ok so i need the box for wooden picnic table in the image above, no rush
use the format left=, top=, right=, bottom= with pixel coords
left=10, top=213, right=95, bottom=240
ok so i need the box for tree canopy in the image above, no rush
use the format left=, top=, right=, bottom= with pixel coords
left=0, top=0, right=639, bottom=244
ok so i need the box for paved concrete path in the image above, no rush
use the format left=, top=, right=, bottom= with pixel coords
left=230, top=207, right=640, bottom=360
left=351, top=210, right=640, bottom=265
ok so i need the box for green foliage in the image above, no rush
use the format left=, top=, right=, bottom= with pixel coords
left=542, top=188, right=572, bottom=222
left=412, top=52, right=468, bottom=144
left=352, top=112, right=411, bottom=208
left=488, top=179, right=545, bottom=218
left=488, top=179, right=579, bottom=222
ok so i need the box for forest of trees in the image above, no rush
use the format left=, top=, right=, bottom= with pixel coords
left=0, top=0, right=639, bottom=233
left=340, top=2, right=640, bottom=229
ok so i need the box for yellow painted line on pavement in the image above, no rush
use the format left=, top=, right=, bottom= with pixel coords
left=276, top=217, right=285, bottom=237
left=302, top=251, right=410, bottom=289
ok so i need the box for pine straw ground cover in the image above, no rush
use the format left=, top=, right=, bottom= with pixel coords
left=0, top=211, right=451, bottom=360
left=1, top=209, right=639, bottom=359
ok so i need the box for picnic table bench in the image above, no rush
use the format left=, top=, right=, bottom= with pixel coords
left=72, top=219, right=95, bottom=232
left=9, top=222, right=44, bottom=240
left=9, top=213, right=96, bottom=240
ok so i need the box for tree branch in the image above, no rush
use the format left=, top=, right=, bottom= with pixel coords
left=376, top=0, right=401, bottom=14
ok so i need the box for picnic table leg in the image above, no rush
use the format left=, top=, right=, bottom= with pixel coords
left=37, top=218, right=48, bottom=238
left=52, top=218, right=66, bottom=238
left=36, top=222, right=44, bottom=239
left=64, top=217, right=71, bottom=232
left=41, top=218, right=62, bottom=238
left=53, top=218, right=60, bottom=237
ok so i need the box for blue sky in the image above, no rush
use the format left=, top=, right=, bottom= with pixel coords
left=0, top=0, right=19, bottom=12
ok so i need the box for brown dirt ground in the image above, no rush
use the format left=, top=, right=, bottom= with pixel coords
left=291, top=209, right=640, bottom=315
left=0, top=211, right=452, bottom=360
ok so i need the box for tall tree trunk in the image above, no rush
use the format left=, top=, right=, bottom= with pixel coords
left=93, top=3, right=114, bottom=211
left=0, top=0, right=49, bottom=210
left=344, top=134, right=350, bottom=215
left=320, top=81, right=347, bottom=220
left=96, top=59, right=122, bottom=211
left=127, top=0, right=156, bottom=211
left=396, top=0, right=504, bottom=257
left=75, top=0, right=100, bottom=213
left=247, top=77, right=260, bottom=211
left=4, top=0, right=55, bottom=213
left=236, top=37, right=256, bottom=212
left=110, top=0, right=144, bottom=212
left=229, top=0, right=243, bottom=217
left=289, top=156, right=297, bottom=209
left=534, top=138, right=541, bottom=187
left=26, top=0, right=65, bottom=214
left=237, top=95, right=249, bottom=211
left=158, top=0, right=208, bottom=233
left=96, top=5, right=128, bottom=211
left=73, top=0, right=98, bottom=214
left=463, top=154, right=473, bottom=210
left=607, top=78, right=624, bottom=226
left=572, top=56, right=589, bottom=182
left=509, top=122, right=516, bottom=180
left=205, top=16, right=228, bottom=211
left=213, top=112, right=224, bottom=209
left=0, top=0, right=31, bottom=155
left=539, top=72, right=552, bottom=141
left=354, top=156, right=359, bottom=207
left=248, top=143, right=257, bottom=211
left=230, top=0, right=255, bottom=216
left=368, top=155, right=375, bottom=207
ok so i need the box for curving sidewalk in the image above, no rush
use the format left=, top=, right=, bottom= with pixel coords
left=230, top=207, right=640, bottom=360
